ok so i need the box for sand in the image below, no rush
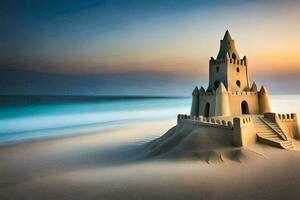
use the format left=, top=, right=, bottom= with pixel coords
left=1, top=120, right=300, bottom=200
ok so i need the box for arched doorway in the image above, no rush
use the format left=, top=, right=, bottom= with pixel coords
left=241, top=101, right=249, bottom=114
left=204, top=102, right=210, bottom=117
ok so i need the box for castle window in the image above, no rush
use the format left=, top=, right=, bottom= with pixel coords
left=232, top=53, right=236, bottom=59
left=236, top=67, right=240, bottom=72
left=236, top=80, right=241, bottom=87
left=216, top=66, right=219, bottom=72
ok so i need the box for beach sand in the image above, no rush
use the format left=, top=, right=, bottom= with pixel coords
left=1, top=120, right=300, bottom=200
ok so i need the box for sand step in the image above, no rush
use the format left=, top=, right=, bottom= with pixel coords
left=281, top=141, right=294, bottom=150
left=258, top=130, right=276, bottom=133
left=254, top=116, right=293, bottom=150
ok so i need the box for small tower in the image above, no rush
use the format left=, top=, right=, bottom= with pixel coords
left=208, top=30, right=250, bottom=92
left=259, top=86, right=271, bottom=113
left=250, top=82, right=258, bottom=92
left=190, top=87, right=199, bottom=116
left=215, top=82, right=231, bottom=116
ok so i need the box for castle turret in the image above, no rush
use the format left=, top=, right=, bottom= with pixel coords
left=250, top=82, right=257, bottom=92
left=190, top=86, right=199, bottom=116
left=198, top=86, right=206, bottom=115
left=199, top=86, right=206, bottom=95
left=259, top=86, right=271, bottom=114
left=215, top=82, right=231, bottom=116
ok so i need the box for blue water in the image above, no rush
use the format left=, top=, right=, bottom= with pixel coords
left=0, top=96, right=190, bottom=146
left=0, top=95, right=299, bottom=147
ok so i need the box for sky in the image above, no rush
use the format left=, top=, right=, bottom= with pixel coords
left=0, top=0, right=300, bottom=95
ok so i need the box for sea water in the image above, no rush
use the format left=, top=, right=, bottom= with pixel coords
left=0, top=95, right=299, bottom=146
left=0, top=96, right=190, bottom=146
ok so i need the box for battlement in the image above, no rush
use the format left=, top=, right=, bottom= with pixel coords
left=209, top=57, right=247, bottom=66
left=177, top=114, right=255, bottom=131
left=277, top=113, right=297, bottom=122
left=177, top=114, right=233, bottom=130
left=264, top=112, right=298, bottom=123
left=231, top=91, right=257, bottom=95
left=239, top=116, right=253, bottom=126
left=197, top=88, right=258, bottom=96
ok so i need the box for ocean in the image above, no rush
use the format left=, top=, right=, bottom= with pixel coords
left=0, top=95, right=299, bottom=146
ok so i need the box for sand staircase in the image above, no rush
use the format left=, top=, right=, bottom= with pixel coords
left=252, top=116, right=294, bottom=150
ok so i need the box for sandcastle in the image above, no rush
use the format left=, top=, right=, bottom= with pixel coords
left=178, top=30, right=299, bottom=150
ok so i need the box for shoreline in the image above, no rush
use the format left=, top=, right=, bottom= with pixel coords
left=0, top=119, right=177, bottom=148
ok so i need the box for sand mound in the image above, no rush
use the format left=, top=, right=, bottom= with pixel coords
left=142, top=123, right=264, bottom=162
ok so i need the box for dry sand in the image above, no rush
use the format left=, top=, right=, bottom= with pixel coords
left=1, top=120, right=300, bottom=200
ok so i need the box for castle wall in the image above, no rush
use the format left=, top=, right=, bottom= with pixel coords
left=198, top=93, right=216, bottom=117
left=228, top=92, right=260, bottom=115
left=233, top=116, right=257, bottom=146
left=177, top=114, right=257, bottom=147
left=197, top=91, right=260, bottom=116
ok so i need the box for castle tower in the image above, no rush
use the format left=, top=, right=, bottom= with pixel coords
left=259, top=86, right=271, bottom=113
left=190, top=87, right=199, bottom=116
left=215, top=82, right=231, bottom=116
left=208, top=30, right=250, bottom=92
left=190, top=30, right=271, bottom=117
left=198, top=86, right=206, bottom=113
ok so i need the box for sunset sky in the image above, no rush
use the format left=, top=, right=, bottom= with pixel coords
left=1, top=0, right=300, bottom=95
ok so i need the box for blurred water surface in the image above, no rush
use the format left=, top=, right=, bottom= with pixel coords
left=0, top=96, right=190, bottom=146
left=0, top=95, right=299, bottom=146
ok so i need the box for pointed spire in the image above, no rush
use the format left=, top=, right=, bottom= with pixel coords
left=199, top=86, right=206, bottom=95
left=223, top=30, right=233, bottom=41
left=259, top=86, right=268, bottom=94
left=250, top=82, right=257, bottom=92
left=216, top=82, right=227, bottom=94
left=192, top=86, right=199, bottom=96
left=217, top=30, right=240, bottom=60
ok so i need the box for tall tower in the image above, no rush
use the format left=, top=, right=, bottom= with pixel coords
left=190, top=30, right=271, bottom=117
left=208, top=30, right=250, bottom=92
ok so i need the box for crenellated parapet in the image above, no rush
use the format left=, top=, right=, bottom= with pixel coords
left=197, top=88, right=260, bottom=96
left=209, top=56, right=247, bottom=66
left=177, top=114, right=233, bottom=129
left=277, top=113, right=297, bottom=122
